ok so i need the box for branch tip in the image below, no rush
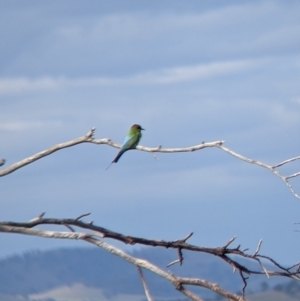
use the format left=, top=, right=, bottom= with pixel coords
left=182, top=232, right=193, bottom=242
left=75, top=213, right=91, bottom=221
left=64, top=224, right=75, bottom=232
left=86, top=127, right=96, bottom=138
left=166, top=259, right=181, bottom=267
left=29, top=212, right=46, bottom=222
left=254, top=239, right=263, bottom=256
left=224, top=236, right=236, bottom=248
left=137, top=266, right=154, bottom=301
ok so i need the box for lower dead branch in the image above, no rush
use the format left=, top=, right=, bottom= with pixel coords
left=1, top=213, right=299, bottom=300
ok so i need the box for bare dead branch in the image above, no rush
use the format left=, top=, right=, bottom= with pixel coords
left=177, top=232, right=194, bottom=243
left=0, top=223, right=244, bottom=301
left=85, top=237, right=212, bottom=301
left=85, top=127, right=96, bottom=138
left=0, top=128, right=98, bottom=176
left=63, top=224, right=75, bottom=232
left=38, top=212, right=46, bottom=218
left=286, top=171, right=300, bottom=180
left=167, top=248, right=184, bottom=267
left=137, top=266, right=154, bottom=301
left=273, top=156, right=300, bottom=168
left=240, top=271, right=248, bottom=296
left=1, top=130, right=299, bottom=299
left=176, top=286, right=206, bottom=301
left=0, top=128, right=299, bottom=199
left=166, top=259, right=181, bottom=268
left=1, top=214, right=299, bottom=300
left=218, top=145, right=300, bottom=199
left=149, top=150, right=159, bottom=161
left=179, top=278, right=246, bottom=301
left=29, top=212, right=45, bottom=222
left=75, top=213, right=91, bottom=221
left=224, top=236, right=237, bottom=248
left=257, top=259, right=269, bottom=279
left=0, top=224, right=86, bottom=240
left=0, top=128, right=223, bottom=177
left=254, top=239, right=262, bottom=256
left=178, top=248, right=183, bottom=265
left=286, top=262, right=300, bottom=273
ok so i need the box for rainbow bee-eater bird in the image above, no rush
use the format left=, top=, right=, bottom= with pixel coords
left=106, top=124, right=145, bottom=170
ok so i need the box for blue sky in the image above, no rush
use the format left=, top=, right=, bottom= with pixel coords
left=1, top=0, right=300, bottom=266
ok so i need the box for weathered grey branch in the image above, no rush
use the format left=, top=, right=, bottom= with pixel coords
left=0, top=128, right=96, bottom=176
left=1, top=214, right=300, bottom=300
left=1, top=127, right=299, bottom=200
left=0, top=222, right=245, bottom=301
left=218, top=145, right=300, bottom=199
left=137, top=266, right=154, bottom=301
left=273, top=156, right=300, bottom=168
left=1, top=215, right=300, bottom=281
left=0, top=127, right=223, bottom=177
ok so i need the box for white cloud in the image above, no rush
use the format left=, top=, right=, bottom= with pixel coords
left=269, top=104, right=300, bottom=126
left=0, top=58, right=265, bottom=95
left=55, top=2, right=292, bottom=42
left=0, top=77, right=62, bottom=95
left=0, top=121, right=63, bottom=131
left=52, top=1, right=300, bottom=59
left=135, top=59, right=263, bottom=84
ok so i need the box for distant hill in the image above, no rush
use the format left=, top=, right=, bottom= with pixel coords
left=248, top=291, right=300, bottom=301
left=0, top=246, right=293, bottom=300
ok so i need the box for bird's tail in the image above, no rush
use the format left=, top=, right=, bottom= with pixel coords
left=105, top=162, right=113, bottom=170
left=105, top=150, right=124, bottom=170
left=112, top=151, right=123, bottom=163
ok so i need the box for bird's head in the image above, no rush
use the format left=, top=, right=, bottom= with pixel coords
left=132, top=124, right=145, bottom=131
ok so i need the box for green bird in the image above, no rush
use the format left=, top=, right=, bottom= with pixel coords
left=106, top=124, right=145, bottom=170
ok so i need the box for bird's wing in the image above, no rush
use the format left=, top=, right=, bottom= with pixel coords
left=121, top=133, right=139, bottom=151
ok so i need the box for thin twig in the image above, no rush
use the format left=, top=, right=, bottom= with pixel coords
left=273, top=156, right=300, bottom=168
left=75, top=213, right=91, bottom=221
left=254, top=239, right=262, bottom=256
left=137, top=266, right=154, bottom=301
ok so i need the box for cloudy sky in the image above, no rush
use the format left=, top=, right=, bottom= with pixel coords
left=1, top=0, right=300, bottom=268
